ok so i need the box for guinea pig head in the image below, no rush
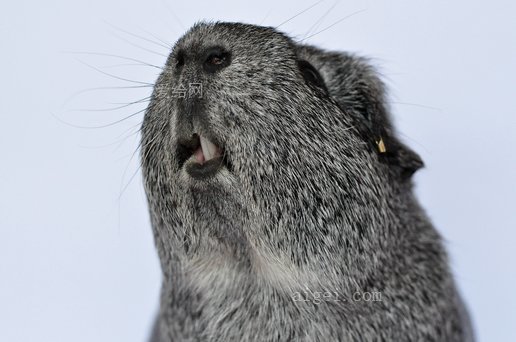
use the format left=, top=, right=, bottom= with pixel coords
left=141, top=22, right=423, bottom=284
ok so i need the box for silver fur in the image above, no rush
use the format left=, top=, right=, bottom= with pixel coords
left=141, top=22, right=474, bottom=341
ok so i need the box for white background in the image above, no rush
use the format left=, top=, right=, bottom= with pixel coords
left=1, top=0, right=515, bottom=341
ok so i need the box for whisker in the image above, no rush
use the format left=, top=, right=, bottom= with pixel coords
left=100, top=63, right=162, bottom=70
left=138, top=26, right=174, bottom=50
left=118, top=124, right=165, bottom=207
left=76, top=120, right=142, bottom=150
left=63, top=51, right=163, bottom=70
left=398, top=132, right=430, bottom=153
left=299, top=8, right=366, bottom=42
left=118, top=163, right=142, bottom=197
left=391, top=101, right=442, bottom=111
left=160, top=0, right=186, bottom=31
left=114, top=126, right=142, bottom=155
left=110, top=31, right=169, bottom=58
left=117, top=140, right=143, bottom=232
left=53, top=108, right=146, bottom=129
left=109, top=96, right=152, bottom=106
left=62, top=85, right=152, bottom=107
left=260, top=8, right=273, bottom=25
left=76, top=59, right=154, bottom=85
left=120, top=140, right=143, bottom=169
left=304, top=0, right=340, bottom=39
left=74, top=85, right=152, bottom=93
left=105, top=21, right=172, bottom=51
left=69, top=96, right=151, bottom=112
left=276, top=0, right=325, bottom=29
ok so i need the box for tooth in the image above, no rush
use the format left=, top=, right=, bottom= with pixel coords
left=200, top=136, right=217, bottom=161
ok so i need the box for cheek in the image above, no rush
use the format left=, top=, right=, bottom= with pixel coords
left=222, top=110, right=242, bottom=128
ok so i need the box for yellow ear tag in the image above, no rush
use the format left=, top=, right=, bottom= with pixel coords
left=377, top=138, right=387, bottom=153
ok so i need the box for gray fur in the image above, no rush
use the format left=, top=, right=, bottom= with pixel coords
left=141, top=22, right=473, bottom=341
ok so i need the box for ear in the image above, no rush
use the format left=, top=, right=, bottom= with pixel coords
left=352, top=87, right=424, bottom=180
left=297, top=59, right=329, bottom=95
left=375, top=130, right=424, bottom=180
left=296, top=45, right=424, bottom=180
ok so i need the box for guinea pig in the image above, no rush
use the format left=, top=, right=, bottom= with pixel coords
left=141, top=22, right=474, bottom=342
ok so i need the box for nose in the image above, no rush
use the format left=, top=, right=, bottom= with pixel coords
left=173, top=46, right=231, bottom=127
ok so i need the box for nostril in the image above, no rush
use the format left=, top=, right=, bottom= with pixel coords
left=203, top=46, right=231, bottom=73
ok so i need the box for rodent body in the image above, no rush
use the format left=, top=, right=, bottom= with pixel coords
left=141, top=22, right=473, bottom=341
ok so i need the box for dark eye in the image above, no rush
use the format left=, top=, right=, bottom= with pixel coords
left=176, top=52, right=185, bottom=68
left=298, top=60, right=328, bottom=94
left=204, top=47, right=231, bottom=73
left=207, top=54, right=226, bottom=65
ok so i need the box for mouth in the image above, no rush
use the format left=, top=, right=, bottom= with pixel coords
left=177, top=133, right=232, bottom=179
